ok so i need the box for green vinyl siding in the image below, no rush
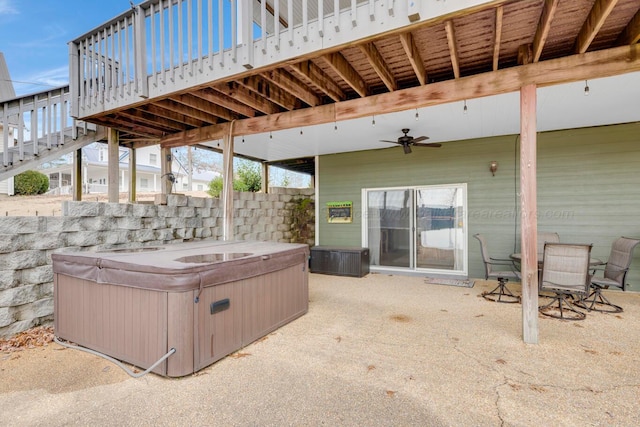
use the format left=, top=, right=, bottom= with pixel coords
left=318, top=122, right=640, bottom=290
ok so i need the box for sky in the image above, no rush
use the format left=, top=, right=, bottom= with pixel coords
left=0, top=0, right=130, bottom=96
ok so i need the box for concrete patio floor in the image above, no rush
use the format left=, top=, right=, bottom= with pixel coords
left=1, top=273, right=639, bottom=426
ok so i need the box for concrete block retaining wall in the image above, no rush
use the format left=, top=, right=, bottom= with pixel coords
left=0, top=188, right=315, bottom=338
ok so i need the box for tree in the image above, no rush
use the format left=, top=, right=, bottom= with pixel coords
left=206, top=159, right=262, bottom=197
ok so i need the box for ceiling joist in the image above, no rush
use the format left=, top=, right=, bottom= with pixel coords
left=260, top=68, right=321, bottom=107
left=288, top=60, right=345, bottom=102
left=160, top=44, right=640, bottom=148
left=191, top=88, right=257, bottom=118
left=574, top=0, right=619, bottom=53
left=616, top=8, right=640, bottom=45
left=444, top=20, right=461, bottom=79
left=213, top=82, right=281, bottom=115
left=358, top=42, right=397, bottom=92
left=399, top=32, right=427, bottom=85
left=533, top=0, right=559, bottom=62
left=493, top=6, right=503, bottom=71
left=236, top=75, right=299, bottom=110
left=322, top=52, right=368, bottom=98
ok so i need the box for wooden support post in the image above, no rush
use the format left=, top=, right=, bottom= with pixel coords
left=73, top=148, right=82, bottom=201
left=520, top=83, right=538, bottom=344
left=261, top=162, right=269, bottom=194
left=222, top=123, right=235, bottom=241
left=128, top=147, right=136, bottom=202
left=161, top=146, right=173, bottom=195
left=107, top=128, right=119, bottom=203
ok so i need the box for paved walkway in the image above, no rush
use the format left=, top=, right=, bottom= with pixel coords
left=1, top=273, right=640, bottom=426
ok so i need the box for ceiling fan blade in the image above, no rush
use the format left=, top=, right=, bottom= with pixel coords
left=411, top=136, right=430, bottom=143
left=412, top=142, right=442, bottom=147
left=403, top=144, right=412, bottom=154
left=379, top=139, right=400, bottom=144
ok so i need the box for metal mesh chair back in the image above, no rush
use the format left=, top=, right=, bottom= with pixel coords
left=603, top=237, right=640, bottom=286
left=537, top=232, right=560, bottom=258
left=540, top=243, right=592, bottom=296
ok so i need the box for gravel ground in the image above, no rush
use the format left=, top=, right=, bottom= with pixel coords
left=1, top=273, right=639, bottom=426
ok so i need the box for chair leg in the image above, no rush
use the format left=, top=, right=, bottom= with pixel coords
left=539, top=293, right=586, bottom=320
left=574, top=286, right=623, bottom=313
left=482, top=278, right=520, bottom=303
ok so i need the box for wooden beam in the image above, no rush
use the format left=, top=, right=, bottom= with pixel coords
left=192, top=87, right=257, bottom=118
left=574, top=0, right=619, bottom=54
left=117, top=109, right=187, bottom=132
left=399, top=32, right=427, bottom=85
left=616, top=8, right=640, bottom=45
left=160, top=44, right=640, bottom=148
left=493, top=6, right=503, bottom=71
left=73, top=148, right=82, bottom=201
left=520, top=83, right=538, bottom=345
left=322, top=52, right=368, bottom=97
left=222, top=121, right=235, bottom=241
left=358, top=42, right=397, bottom=92
left=518, top=44, right=533, bottom=66
left=167, top=94, right=235, bottom=121
left=161, top=146, right=172, bottom=195
left=142, top=104, right=206, bottom=127
left=532, top=0, right=559, bottom=62
left=128, top=147, right=136, bottom=202
left=261, top=68, right=321, bottom=107
left=213, top=82, right=281, bottom=115
left=107, top=128, right=119, bottom=203
left=93, top=116, right=166, bottom=138
left=236, top=75, right=299, bottom=110
left=288, top=61, right=346, bottom=102
left=156, top=99, right=220, bottom=124
left=445, top=20, right=461, bottom=79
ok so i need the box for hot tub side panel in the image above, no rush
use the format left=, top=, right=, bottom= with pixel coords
left=242, top=263, right=309, bottom=346
left=167, top=291, right=195, bottom=377
left=54, top=274, right=169, bottom=376
left=194, top=262, right=309, bottom=372
left=194, top=282, right=244, bottom=372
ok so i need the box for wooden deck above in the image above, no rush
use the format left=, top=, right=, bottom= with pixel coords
left=69, top=0, right=640, bottom=151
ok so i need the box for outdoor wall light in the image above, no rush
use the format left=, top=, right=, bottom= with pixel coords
left=489, top=160, right=498, bottom=176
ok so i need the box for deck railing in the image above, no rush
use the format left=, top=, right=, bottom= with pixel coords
left=69, top=0, right=437, bottom=119
left=0, top=86, right=101, bottom=180
left=1, top=86, right=73, bottom=166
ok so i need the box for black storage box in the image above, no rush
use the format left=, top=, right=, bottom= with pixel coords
left=310, top=246, right=370, bottom=277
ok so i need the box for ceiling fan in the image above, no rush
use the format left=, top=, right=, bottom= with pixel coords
left=380, top=128, right=441, bottom=154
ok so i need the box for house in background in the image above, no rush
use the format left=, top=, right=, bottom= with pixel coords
left=43, top=143, right=218, bottom=195
left=0, top=53, right=16, bottom=196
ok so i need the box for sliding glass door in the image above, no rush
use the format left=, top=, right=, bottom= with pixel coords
left=365, top=184, right=467, bottom=275
left=367, top=189, right=413, bottom=268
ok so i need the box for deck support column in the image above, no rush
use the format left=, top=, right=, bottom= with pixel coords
left=128, top=147, right=136, bottom=202
left=520, top=83, right=538, bottom=344
left=161, top=146, right=173, bottom=195
left=223, top=122, right=235, bottom=241
left=107, top=128, right=119, bottom=203
left=261, top=162, right=269, bottom=194
left=72, top=148, right=82, bottom=201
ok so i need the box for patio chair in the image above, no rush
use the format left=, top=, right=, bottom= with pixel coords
left=574, top=237, right=640, bottom=313
left=537, top=232, right=560, bottom=259
left=538, top=243, right=592, bottom=320
left=474, top=234, right=521, bottom=303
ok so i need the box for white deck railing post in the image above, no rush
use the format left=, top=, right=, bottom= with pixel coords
left=69, top=42, right=80, bottom=118
left=135, top=5, right=149, bottom=98
left=240, top=0, right=254, bottom=68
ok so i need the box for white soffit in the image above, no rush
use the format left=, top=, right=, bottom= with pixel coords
left=215, top=71, right=640, bottom=162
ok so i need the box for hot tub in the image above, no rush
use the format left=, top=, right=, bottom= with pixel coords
left=52, top=240, right=309, bottom=377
